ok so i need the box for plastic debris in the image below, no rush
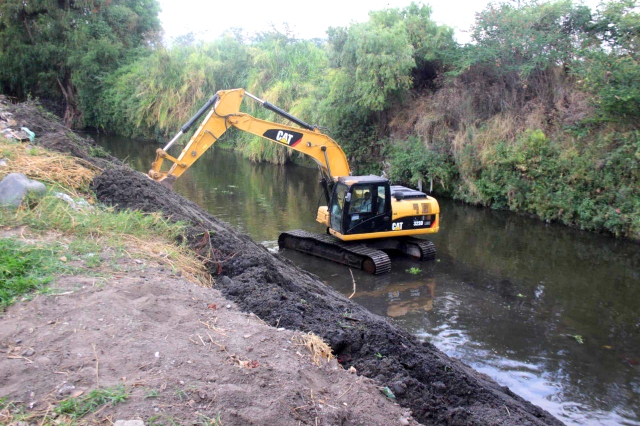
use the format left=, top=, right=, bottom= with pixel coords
left=54, top=192, right=94, bottom=211
left=381, top=386, right=396, bottom=399
left=21, top=127, right=35, bottom=142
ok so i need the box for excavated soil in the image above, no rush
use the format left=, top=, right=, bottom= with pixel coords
left=8, top=101, right=121, bottom=170
left=6, top=100, right=563, bottom=425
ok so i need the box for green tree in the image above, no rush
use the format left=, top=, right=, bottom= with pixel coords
left=319, top=2, right=454, bottom=172
left=239, top=28, right=328, bottom=163
left=459, top=0, right=591, bottom=79
left=0, top=0, right=161, bottom=127
left=575, top=0, right=640, bottom=121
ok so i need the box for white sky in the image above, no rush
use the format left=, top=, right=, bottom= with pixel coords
left=158, top=0, right=492, bottom=44
left=159, top=0, right=602, bottom=45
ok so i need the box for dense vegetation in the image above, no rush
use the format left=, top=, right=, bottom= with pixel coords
left=0, top=0, right=638, bottom=239
left=0, top=0, right=161, bottom=127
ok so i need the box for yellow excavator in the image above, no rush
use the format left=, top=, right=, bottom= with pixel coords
left=149, top=88, right=440, bottom=274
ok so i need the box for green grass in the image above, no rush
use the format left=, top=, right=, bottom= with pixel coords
left=0, top=238, right=64, bottom=309
left=197, top=412, right=223, bottom=426
left=3, top=386, right=128, bottom=424
left=55, top=385, right=129, bottom=419
left=88, top=145, right=110, bottom=158
left=0, top=193, right=194, bottom=307
left=406, top=267, right=422, bottom=275
left=1, top=195, right=186, bottom=243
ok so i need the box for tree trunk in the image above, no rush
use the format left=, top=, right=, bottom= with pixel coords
left=56, top=75, right=83, bottom=128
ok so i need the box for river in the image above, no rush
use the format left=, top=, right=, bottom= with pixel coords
left=94, top=135, right=640, bottom=425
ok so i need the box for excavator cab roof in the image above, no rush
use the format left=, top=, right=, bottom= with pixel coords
left=337, top=175, right=389, bottom=187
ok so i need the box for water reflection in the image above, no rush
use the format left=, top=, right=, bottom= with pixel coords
left=352, top=279, right=436, bottom=318
left=94, top=135, right=640, bottom=426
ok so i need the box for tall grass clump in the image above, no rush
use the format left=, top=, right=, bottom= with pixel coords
left=95, top=35, right=252, bottom=140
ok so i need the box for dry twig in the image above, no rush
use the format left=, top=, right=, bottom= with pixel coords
left=349, top=269, right=357, bottom=299
left=92, top=343, right=99, bottom=387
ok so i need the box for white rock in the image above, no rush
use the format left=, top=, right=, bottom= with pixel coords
left=0, top=173, right=46, bottom=208
left=114, top=421, right=145, bottom=426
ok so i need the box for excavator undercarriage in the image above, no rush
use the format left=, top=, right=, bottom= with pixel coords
left=278, top=229, right=436, bottom=275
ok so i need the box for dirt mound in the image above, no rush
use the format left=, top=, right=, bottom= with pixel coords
left=93, top=167, right=562, bottom=426
left=1, top=260, right=416, bottom=425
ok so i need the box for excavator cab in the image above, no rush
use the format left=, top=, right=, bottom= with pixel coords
left=329, top=176, right=391, bottom=236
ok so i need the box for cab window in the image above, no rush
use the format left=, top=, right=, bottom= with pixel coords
left=377, top=186, right=386, bottom=215
left=330, top=183, right=348, bottom=232
left=350, top=187, right=373, bottom=214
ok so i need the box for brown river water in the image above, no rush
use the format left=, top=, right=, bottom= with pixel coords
left=94, top=134, right=640, bottom=425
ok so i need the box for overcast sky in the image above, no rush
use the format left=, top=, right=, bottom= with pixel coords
left=158, top=0, right=494, bottom=44
left=159, top=0, right=603, bottom=45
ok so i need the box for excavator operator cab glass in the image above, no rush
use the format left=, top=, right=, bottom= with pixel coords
left=329, top=183, right=348, bottom=233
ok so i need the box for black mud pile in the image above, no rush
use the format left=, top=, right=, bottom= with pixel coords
left=93, top=166, right=561, bottom=426
left=7, top=101, right=121, bottom=169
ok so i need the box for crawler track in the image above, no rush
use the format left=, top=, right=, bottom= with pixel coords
left=405, top=237, right=436, bottom=260
left=278, top=229, right=391, bottom=274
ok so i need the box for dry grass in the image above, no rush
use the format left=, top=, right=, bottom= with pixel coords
left=0, top=139, right=212, bottom=289
left=120, top=234, right=213, bottom=288
left=293, top=332, right=334, bottom=366
left=0, top=141, right=98, bottom=193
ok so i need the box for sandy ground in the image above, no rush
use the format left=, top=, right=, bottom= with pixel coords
left=0, top=255, right=419, bottom=425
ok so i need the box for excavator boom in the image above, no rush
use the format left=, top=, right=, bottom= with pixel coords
left=149, top=89, right=350, bottom=188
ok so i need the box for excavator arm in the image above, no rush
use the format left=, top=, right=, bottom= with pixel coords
left=149, top=88, right=351, bottom=192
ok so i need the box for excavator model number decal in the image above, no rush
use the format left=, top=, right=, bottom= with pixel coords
left=263, top=129, right=303, bottom=147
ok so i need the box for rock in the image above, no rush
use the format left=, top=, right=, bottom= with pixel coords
left=219, top=275, right=234, bottom=287
left=35, top=356, right=51, bottom=365
left=21, top=348, right=36, bottom=357
left=0, top=159, right=7, bottom=167
left=399, top=417, right=410, bottom=426
left=57, top=383, right=76, bottom=396
left=390, top=381, right=407, bottom=396
left=0, top=173, right=46, bottom=208
left=114, top=421, right=145, bottom=426
left=431, top=381, right=447, bottom=392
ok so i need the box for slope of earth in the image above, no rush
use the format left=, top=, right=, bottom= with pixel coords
left=0, top=249, right=416, bottom=425
left=92, top=170, right=562, bottom=426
